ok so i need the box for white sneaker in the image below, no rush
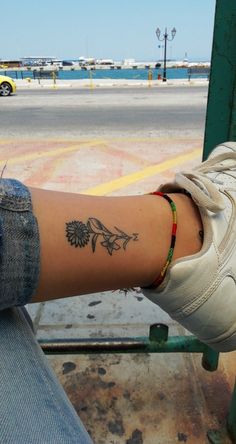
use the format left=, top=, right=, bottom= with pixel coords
left=142, top=142, right=236, bottom=352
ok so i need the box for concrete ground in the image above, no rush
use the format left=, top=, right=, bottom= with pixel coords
left=0, top=83, right=235, bottom=443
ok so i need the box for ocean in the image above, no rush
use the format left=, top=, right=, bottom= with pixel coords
left=2, top=67, right=208, bottom=81
left=55, top=68, right=190, bottom=80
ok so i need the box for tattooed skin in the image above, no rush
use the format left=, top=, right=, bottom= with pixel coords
left=66, top=217, right=138, bottom=256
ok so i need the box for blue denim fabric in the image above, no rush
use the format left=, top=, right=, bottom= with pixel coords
left=0, top=179, right=40, bottom=310
left=0, top=307, right=93, bottom=443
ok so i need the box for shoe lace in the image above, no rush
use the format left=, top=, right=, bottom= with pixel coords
left=175, top=152, right=236, bottom=213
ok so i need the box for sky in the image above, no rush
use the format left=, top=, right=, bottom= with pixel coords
left=2, top=0, right=216, bottom=62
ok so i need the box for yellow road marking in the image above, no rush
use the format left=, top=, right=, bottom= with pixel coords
left=86, top=136, right=199, bottom=144
left=0, top=139, right=202, bottom=195
left=0, top=140, right=106, bottom=166
left=82, top=148, right=201, bottom=195
left=0, top=136, right=200, bottom=144
left=0, top=137, right=198, bottom=169
left=0, top=140, right=15, bottom=145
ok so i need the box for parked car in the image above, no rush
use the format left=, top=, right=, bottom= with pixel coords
left=0, top=75, right=16, bottom=96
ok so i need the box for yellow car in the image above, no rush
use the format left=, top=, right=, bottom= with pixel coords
left=0, top=75, right=16, bottom=96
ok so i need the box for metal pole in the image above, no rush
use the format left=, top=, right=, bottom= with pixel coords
left=39, top=335, right=210, bottom=355
left=38, top=323, right=219, bottom=373
left=156, top=27, right=176, bottom=82
left=163, top=29, right=167, bottom=82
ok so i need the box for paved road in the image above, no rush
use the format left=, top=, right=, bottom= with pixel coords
left=0, top=86, right=208, bottom=138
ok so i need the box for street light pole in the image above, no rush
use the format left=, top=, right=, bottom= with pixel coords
left=163, top=28, right=168, bottom=81
left=156, top=27, right=176, bottom=82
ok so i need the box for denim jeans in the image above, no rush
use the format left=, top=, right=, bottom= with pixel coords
left=0, top=180, right=93, bottom=443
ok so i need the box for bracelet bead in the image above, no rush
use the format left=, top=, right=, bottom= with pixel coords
left=145, top=191, right=177, bottom=289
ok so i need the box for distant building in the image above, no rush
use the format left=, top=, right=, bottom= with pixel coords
left=123, top=59, right=136, bottom=66
left=96, top=59, right=114, bottom=65
left=0, top=59, right=22, bottom=68
left=21, top=57, right=61, bottom=67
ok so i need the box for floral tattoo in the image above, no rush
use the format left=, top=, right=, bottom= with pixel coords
left=66, top=218, right=138, bottom=255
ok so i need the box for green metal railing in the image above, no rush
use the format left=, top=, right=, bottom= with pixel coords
left=39, top=324, right=219, bottom=370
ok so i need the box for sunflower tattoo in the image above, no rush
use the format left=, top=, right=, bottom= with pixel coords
left=66, top=217, right=138, bottom=255
left=66, top=221, right=90, bottom=248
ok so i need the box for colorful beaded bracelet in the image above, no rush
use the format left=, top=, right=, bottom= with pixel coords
left=145, top=191, right=177, bottom=289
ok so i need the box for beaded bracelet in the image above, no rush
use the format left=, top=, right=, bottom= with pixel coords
left=145, top=191, right=177, bottom=289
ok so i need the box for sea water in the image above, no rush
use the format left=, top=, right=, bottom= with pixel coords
left=57, top=68, right=190, bottom=80
left=3, top=67, right=208, bottom=81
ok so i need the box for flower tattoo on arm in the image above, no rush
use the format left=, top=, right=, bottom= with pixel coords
left=66, top=218, right=138, bottom=255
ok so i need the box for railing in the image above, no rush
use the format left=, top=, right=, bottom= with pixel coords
left=188, top=67, right=210, bottom=81
left=0, top=70, right=58, bottom=80
left=39, top=323, right=219, bottom=370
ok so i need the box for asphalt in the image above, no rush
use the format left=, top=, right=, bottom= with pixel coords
left=1, top=84, right=207, bottom=138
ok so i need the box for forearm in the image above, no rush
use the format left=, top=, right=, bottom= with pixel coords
left=30, top=188, right=171, bottom=303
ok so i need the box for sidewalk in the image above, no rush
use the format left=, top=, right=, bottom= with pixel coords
left=14, top=77, right=209, bottom=90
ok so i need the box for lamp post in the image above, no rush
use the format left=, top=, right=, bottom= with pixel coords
left=156, top=27, right=176, bottom=82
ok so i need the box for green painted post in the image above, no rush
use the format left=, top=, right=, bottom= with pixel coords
left=201, top=347, right=219, bottom=372
left=203, top=2, right=236, bottom=440
left=203, top=0, right=236, bottom=160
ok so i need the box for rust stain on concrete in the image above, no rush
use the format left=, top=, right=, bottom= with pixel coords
left=48, top=351, right=235, bottom=444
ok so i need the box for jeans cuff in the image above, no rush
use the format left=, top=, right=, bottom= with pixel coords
left=0, top=179, right=40, bottom=310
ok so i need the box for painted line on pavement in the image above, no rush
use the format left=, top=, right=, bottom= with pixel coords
left=82, top=148, right=201, bottom=196
left=0, top=140, right=15, bottom=145
left=0, top=136, right=200, bottom=144
left=0, top=139, right=106, bottom=166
